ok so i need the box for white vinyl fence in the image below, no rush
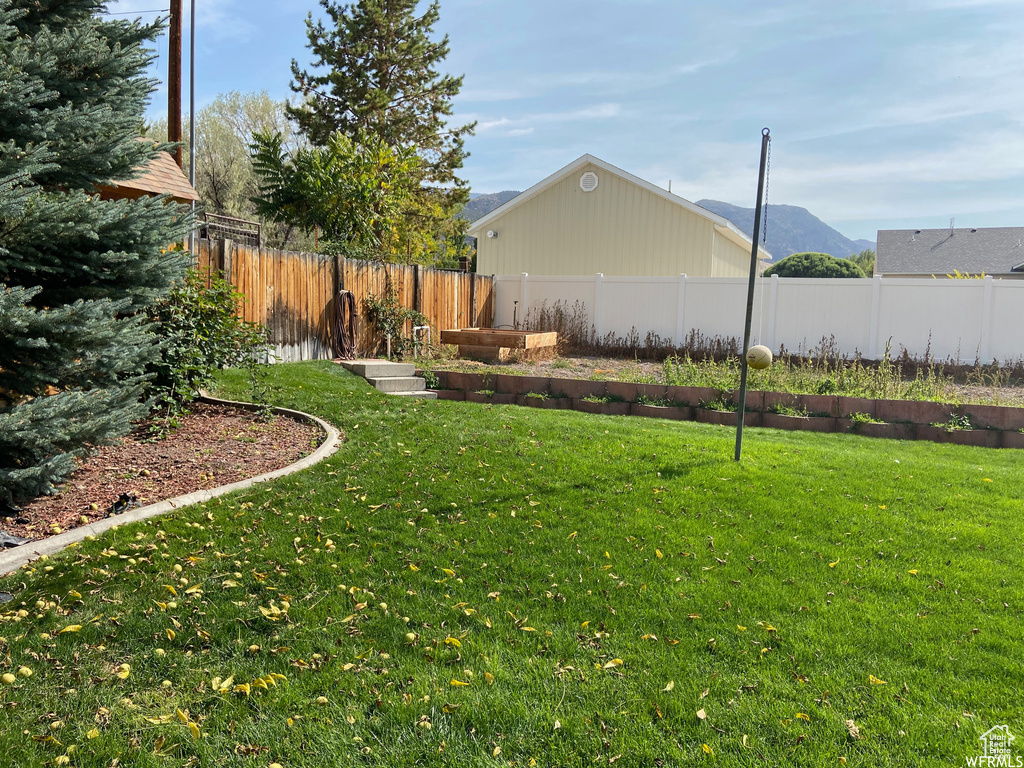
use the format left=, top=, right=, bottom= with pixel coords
left=492, top=273, right=1024, bottom=363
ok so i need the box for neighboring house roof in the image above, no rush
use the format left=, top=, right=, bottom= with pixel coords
left=876, top=226, right=1024, bottom=276
left=97, top=148, right=200, bottom=205
left=467, top=154, right=771, bottom=261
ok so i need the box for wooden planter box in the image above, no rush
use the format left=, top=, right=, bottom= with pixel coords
left=630, top=403, right=692, bottom=421
left=695, top=409, right=760, bottom=427
left=917, top=425, right=1002, bottom=448
left=440, top=328, right=557, bottom=362
left=762, top=412, right=837, bottom=433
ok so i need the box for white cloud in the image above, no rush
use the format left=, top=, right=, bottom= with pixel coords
left=465, top=103, right=622, bottom=135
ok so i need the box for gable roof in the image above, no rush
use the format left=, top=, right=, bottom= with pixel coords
left=467, top=154, right=771, bottom=260
left=98, top=148, right=200, bottom=204
left=876, top=226, right=1024, bottom=276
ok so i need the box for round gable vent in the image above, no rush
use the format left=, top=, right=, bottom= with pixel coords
left=579, top=171, right=599, bottom=192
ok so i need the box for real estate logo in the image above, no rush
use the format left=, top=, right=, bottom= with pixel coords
left=967, top=726, right=1022, bottom=767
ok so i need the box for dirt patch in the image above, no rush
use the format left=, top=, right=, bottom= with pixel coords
left=2, top=402, right=325, bottom=543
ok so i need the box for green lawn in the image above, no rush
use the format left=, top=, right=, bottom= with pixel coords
left=2, top=361, right=1022, bottom=767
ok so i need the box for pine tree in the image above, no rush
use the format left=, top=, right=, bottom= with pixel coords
left=0, top=0, right=188, bottom=504
left=288, top=0, right=475, bottom=264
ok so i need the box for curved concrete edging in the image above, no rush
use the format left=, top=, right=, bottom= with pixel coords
left=0, top=396, right=342, bottom=578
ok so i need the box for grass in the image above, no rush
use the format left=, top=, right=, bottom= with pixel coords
left=2, top=360, right=1022, bottom=767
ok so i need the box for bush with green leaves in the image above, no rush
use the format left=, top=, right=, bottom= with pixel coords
left=363, top=281, right=427, bottom=358
left=763, top=252, right=866, bottom=278
left=148, top=268, right=271, bottom=421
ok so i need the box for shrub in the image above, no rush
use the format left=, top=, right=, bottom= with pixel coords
left=763, top=252, right=866, bottom=278
left=148, top=268, right=272, bottom=424
left=364, top=280, right=427, bottom=358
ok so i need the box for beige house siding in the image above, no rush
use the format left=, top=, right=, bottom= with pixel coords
left=476, top=162, right=729, bottom=277
left=710, top=230, right=753, bottom=277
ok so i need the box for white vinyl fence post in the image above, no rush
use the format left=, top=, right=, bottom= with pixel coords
left=767, top=273, right=779, bottom=350
left=593, top=273, right=604, bottom=340
left=979, top=275, right=994, bottom=363
left=868, top=274, right=883, bottom=360
left=518, top=272, right=529, bottom=329
left=676, top=273, right=688, bottom=347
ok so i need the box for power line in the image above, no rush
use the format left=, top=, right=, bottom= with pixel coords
left=100, top=8, right=169, bottom=15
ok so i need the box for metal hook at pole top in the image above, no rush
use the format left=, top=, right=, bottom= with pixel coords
left=762, top=127, right=771, bottom=137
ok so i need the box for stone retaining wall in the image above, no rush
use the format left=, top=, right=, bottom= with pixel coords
left=425, top=370, right=1024, bottom=449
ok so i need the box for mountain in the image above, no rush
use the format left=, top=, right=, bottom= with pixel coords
left=459, top=190, right=521, bottom=222
left=696, top=200, right=872, bottom=260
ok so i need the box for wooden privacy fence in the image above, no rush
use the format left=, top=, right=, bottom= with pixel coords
left=193, top=239, right=494, bottom=362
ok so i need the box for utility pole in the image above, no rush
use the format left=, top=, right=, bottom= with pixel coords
left=188, top=0, right=196, bottom=253
left=168, top=0, right=183, bottom=168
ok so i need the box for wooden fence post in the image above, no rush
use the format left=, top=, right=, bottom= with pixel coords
left=470, top=274, right=478, bottom=327
left=218, top=238, right=234, bottom=283
left=413, top=264, right=423, bottom=314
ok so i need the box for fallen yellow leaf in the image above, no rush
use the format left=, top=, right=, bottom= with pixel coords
left=450, top=679, right=470, bottom=687
left=663, top=681, right=675, bottom=692
left=796, top=712, right=810, bottom=721
left=59, top=625, right=82, bottom=634
left=603, top=659, right=623, bottom=669
left=869, top=675, right=887, bottom=685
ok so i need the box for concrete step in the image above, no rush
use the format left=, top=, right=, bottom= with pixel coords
left=390, top=390, right=437, bottom=399
left=368, top=376, right=427, bottom=393
left=340, top=359, right=415, bottom=378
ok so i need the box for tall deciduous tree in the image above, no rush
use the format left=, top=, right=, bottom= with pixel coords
left=849, top=248, right=875, bottom=277
left=147, top=91, right=313, bottom=250
left=288, top=0, right=475, bottom=264
left=0, top=0, right=187, bottom=504
left=251, top=130, right=419, bottom=259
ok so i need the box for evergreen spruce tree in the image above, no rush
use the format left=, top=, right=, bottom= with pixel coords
left=288, top=0, right=475, bottom=264
left=0, top=0, right=188, bottom=505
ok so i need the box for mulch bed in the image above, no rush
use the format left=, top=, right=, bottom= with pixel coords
left=1, top=402, right=325, bottom=544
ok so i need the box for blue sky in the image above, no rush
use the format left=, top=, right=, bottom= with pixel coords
left=107, top=0, right=1024, bottom=242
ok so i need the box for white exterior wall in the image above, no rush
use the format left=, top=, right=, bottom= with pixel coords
left=492, top=274, right=1024, bottom=362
